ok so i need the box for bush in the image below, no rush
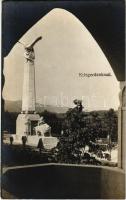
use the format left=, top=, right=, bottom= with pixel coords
left=52, top=100, right=102, bottom=165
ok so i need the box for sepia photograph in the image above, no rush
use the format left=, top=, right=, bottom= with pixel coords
left=1, top=0, right=125, bottom=199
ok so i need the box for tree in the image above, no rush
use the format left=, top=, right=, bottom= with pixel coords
left=41, top=110, right=63, bottom=137
left=3, top=111, right=18, bottom=134
left=52, top=100, right=101, bottom=165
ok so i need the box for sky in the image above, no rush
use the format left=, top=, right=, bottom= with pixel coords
left=3, top=8, right=120, bottom=111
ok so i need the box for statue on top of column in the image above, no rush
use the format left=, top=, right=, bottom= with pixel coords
left=18, top=36, right=42, bottom=63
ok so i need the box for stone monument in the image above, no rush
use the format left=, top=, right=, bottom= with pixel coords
left=16, top=36, right=42, bottom=140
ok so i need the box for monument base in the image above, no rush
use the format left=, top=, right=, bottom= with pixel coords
left=16, top=113, right=40, bottom=140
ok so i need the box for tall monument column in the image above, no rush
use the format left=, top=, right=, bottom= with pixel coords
left=16, top=37, right=42, bottom=140
left=22, top=44, right=36, bottom=113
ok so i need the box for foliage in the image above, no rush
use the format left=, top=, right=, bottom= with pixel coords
left=3, top=109, right=117, bottom=142
left=2, top=103, right=118, bottom=166
left=50, top=102, right=118, bottom=164
left=3, top=111, right=18, bottom=133
left=51, top=100, right=101, bottom=164
left=40, top=110, right=63, bottom=137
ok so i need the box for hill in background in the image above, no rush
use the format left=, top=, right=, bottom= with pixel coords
left=4, top=100, right=69, bottom=114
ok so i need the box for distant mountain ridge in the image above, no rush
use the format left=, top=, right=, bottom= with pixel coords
left=4, top=100, right=118, bottom=115
left=4, top=100, right=69, bottom=113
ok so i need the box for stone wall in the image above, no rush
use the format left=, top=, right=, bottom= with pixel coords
left=2, top=164, right=125, bottom=199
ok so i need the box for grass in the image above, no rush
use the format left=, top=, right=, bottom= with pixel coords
left=2, top=143, right=117, bottom=168
left=2, top=144, right=50, bottom=167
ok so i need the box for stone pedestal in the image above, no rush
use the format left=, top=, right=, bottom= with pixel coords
left=16, top=113, right=40, bottom=140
